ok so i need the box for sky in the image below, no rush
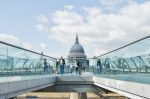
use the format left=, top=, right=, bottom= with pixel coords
left=0, top=0, right=150, bottom=58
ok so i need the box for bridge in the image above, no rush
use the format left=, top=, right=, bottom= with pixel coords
left=0, top=35, right=150, bottom=99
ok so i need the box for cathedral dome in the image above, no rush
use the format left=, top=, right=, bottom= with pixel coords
left=68, top=34, right=86, bottom=58
left=70, top=43, right=84, bottom=53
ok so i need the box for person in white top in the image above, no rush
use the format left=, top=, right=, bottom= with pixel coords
left=70, top=64, right=73, bottom=74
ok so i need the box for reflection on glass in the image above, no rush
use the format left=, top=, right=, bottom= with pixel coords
left=95, top=36, right=150, bottom=84
left=0, top=42, right=56, bottom=79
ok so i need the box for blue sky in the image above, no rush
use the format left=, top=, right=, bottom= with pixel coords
left=0, top=0, right=150, bottom=58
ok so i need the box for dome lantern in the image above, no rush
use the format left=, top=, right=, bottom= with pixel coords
left=75, top=34, right=79, bottom=44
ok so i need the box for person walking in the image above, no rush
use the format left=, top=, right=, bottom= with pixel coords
left=43, top=59, right=48, bottom=74
left=97, top=59, right=102, bottom=74
left=105, top=59, right=110, bottom=75
left=59, top=56, right=65, bottom=75
left=77, top=59, right=82, bottom=75
left=70, top=64, right=73, bottom=74
left=56, top=60, right=60, bottom=74
left=76, top=61, right=79, bottom=74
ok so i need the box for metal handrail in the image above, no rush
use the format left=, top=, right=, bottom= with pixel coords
left=97, top=35, right=150, bottom=57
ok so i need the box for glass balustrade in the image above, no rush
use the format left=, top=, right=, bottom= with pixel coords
left=0, top=41, right=56, bottom=83
left=0, top=36, right=149, bottom=84
left=95, top=36, right=150, bottom=84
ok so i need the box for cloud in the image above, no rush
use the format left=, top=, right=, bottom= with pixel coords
left=0, top=33, right=21, bottom=45
left=40, top=43, right=47, bottom=51
left=35, top=14, right=49, bottom=33
left=0, top=33, right=34, bottom=50
left=35, top=24, right=48, bottom=32
left=36, top=2, right=150, bottom=57
left=0, top=33, right=48, bottom=54
left=0, top=33, right=34, bottom=56
left=51, top=10, right=83, bottom=26
left=99, top=0, right=122, bottom=6
left=64, top=5, right=74, bottom=11
left=37, top=14, right=48, bottom=23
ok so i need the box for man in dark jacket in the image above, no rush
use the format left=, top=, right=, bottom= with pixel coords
left=56, top=60, right=60, bottom=74
left=59, top=56, right=65, bottom=75
left=77, top=59, right=82, bottom=75
left=97, top=59, right=102, bottom=74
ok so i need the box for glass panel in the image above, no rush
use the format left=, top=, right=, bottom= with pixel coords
left=7, top=46, right=26, bottom=81
left=25, top=51, right=42, bottom=75
left=96, top=37, right=150, bottom=84
left=0, top=41, right=56, bottom=86
left=0, top=43, right=8, bottom=82
left=46, top=58, right=56, bottom=74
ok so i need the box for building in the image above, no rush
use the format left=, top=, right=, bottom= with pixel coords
left=68, top=34, right=88, bottom=67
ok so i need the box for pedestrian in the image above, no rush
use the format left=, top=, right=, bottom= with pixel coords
left=77, top=59, right=82, bottom=75
left=59, top=56, right=65, bottom=75
left=70, top=64, right=73, bottom=74
left=97, top=59, right=102, bottom=74
left=76, top=61, right=79, bottom=74
left=105, top=59, right=110, bottom=75
left=43, top=59, right=48, bottom=74
left=56, top=60, right=60, bottom=74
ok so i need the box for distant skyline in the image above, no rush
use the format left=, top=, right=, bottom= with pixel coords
left=0, top=0, right=150, bottom=58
